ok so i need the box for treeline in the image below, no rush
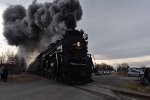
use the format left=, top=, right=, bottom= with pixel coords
left=95, top=63, right=114, bottom=71
left=0, top=51, right=26, bottom=74
left=116, top=63, right=129, bottom=72
left=95, top=63, right=130, bottom=72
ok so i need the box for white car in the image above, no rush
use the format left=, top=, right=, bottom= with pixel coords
left=98, top=70, right=103, bottom=75
left=128, top=70, right=144, bottom=77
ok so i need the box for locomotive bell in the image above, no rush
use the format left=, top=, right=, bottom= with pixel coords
left=83, top=33, right=88, bottom=40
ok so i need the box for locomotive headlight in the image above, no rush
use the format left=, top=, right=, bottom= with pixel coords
left=77, top=42, right=81, bottom=47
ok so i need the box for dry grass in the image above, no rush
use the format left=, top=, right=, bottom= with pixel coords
left=115, top=71, right=128, bottom=77
left=114, top=81, right=150, bottom=93
left=6, top=74, right=40, bottom=83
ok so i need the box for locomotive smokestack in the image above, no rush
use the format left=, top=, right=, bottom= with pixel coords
left=2, top=0, right=82, bottom=66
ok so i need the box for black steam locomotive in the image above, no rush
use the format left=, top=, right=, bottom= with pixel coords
left=28, top=29, right=94, bottom=84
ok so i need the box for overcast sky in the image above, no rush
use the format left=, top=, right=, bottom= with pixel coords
left=0, top=0, right=150, bottom=67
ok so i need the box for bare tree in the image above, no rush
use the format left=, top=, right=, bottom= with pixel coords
left=117, top=63, right=130, bottom=72
left=95, top=63, right=114, bottom=71
left=5, top=50, right=15, bottom=64
left=0, top=52, right=7, bottom=64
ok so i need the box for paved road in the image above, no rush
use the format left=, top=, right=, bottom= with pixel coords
left=0, top=74, right=141, bottom=100
left=0, top=78, right=103, bottom=100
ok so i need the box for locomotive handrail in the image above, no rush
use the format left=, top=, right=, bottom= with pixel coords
left=70, top=63, right=86, bottom=66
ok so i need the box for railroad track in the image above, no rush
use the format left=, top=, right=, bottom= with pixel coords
left=74, top=84, right=150, bottom=100
left=112, top=87, right=150, bottom=100
left=74, top=85, right=120, bottom=100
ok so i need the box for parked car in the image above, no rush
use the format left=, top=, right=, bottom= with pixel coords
left=128, top=69, right=144, bottom=77
left=105, top=71, right=110, bottom=75
left=98, top=70, right=103, bottom=75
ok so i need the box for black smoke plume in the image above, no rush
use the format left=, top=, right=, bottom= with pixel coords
left=3, top=0, right=82, bottom=65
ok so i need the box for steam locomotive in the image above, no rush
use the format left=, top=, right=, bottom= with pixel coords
left=28, top=29, right=94, bottom=84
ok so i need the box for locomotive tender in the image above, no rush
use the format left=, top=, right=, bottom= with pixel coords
left=29, top=29, right=94, bottom=84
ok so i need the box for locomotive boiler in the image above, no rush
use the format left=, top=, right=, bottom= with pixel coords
left=28, top=29, right=94, bottom=84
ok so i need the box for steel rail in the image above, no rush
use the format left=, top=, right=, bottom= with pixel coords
left=74, top=86, right=119, bottom=100
left=84, top=84, right=150, bottom=100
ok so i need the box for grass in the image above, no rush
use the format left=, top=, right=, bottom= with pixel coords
left=113, top=71, right=150, bottom=93
left=114, top=81, right=150, bottom=93
left=6, top=74, right=40, bottom=83
left=115, top=71, right=128, bottom=77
